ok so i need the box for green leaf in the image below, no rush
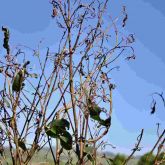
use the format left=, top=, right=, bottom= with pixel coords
left=45, top=119, right=70, bottom=138
left=18, top=140, right=27, bottom=151
left=52, top=119, right=70, bottom=130
left=12, top=70, right=24, bottom=92
left=45, top=119, right=72, bottom=150
left=99, top=117, right=111, bottom=127
left=89, top=104, right=102, bottom=121
left=60, top=131, right=72, bottom=150
left=88, top=101, right=111, bottom=127
left=45, top=125, right=58, bottom=138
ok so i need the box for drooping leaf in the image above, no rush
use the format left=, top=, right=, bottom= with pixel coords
left=151, top=100, right=156, bottom=114
left=99, top=117, right=111, bottom=127
left=60, top=131, right=72, bottom=150
left=88, top=100, right=111, bottom=127
left=122, top=6, right=128, bottom=27
left=18, top=140, right=27, bottom=151
left=45, top=125, right=58, bottom=138
left=45, top=119, right=72, bottom=149
left=89, top=104, right=102, bottom=121
left=12, top=70, right=24, bottom=92
left=2, top=26, right=10, bottom=54
left=52, top=118, right=70, bottom=130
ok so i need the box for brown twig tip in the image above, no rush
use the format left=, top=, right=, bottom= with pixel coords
left=122, top=129, right=144, bottom=165
left=150, top=92, right=165, bottom=114
left=122, top=6, right=128, bottom=27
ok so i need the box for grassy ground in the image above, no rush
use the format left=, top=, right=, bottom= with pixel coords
left=1, top=147, right=139, bottom=165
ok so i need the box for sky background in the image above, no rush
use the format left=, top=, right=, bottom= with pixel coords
left=0, top=0, right=165, bottom=155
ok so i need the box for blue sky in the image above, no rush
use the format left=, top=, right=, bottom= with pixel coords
left=0, top=0, right=165, bottom=155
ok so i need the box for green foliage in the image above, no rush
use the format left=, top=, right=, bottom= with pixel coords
left=112, top=154, right=126, bottom=165
left=59, top=131, right=72, bottom=150
left=45, top=119, right=72, bottom=150
left=18, top=139, right=27, bottom=151
left=12, top=69, right=25, bottom=92
left=12, top=61, right=31, bottom=92
left=99, top=117, right=111, bottom=127
left=88, top=99, right=111, bottom=127
left=137, top=153, right=155, bottom=165
left=157, top=152, right=165, bottom=165
left=52, top=119, right=70, bottom=130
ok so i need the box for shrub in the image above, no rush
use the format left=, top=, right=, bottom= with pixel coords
left=137, top=153, right=155, bottom=165
left=113, top=154, right=126, bottom=165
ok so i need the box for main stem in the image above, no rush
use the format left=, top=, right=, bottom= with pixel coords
left=67, top=0, right=79, bottom=157
left=56, top=112, right=60, bottom=165
left=12, top=92, right=22, bottom=165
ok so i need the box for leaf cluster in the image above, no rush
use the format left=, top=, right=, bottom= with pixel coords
left=88, top=99, right=111, bottom=127
left=45, top=119, right=72, bottom=150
